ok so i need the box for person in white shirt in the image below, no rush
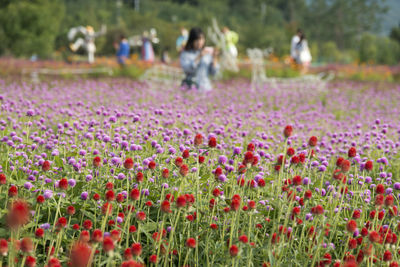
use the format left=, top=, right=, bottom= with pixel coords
left=290, top=29, right=302, bottom=64
left=296, top=33, right=312, bottom=74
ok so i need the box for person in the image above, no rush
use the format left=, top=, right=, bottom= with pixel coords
left=161, top=47, right=171, bottom=64
left=176, top=27, right=189, bottom=53
left=290, top=29, right=302, bottom=64
left=116, top=35, right=130, bottom=65
left=180, top=27, right=219, bottom=92
left=296, top=33, right=312, bottom=74
left=141, top=31, right=155, bottom=63
left=222, top=27, right=239, bottom=58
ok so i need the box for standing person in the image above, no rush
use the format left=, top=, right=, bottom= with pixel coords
left=180, top=27, right=219, bottom=92
left=141, top=31, right=155, bottom=63
left=290, top=29, right=302, bottom=64
left=222, top=27, right=239, bottom=58
left=296, top=33, right=312, bottom=74
left=176, top=27, right=189, bottom=53
left=115, top=35, right=130, bottom=65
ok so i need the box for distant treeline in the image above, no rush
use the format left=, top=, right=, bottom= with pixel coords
left=0, top=0, right=399, bottom=65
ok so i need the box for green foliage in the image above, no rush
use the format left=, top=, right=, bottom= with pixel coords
left=0, top=0, right=65, bottom=57
left=359, top=33, right=400, bottom=65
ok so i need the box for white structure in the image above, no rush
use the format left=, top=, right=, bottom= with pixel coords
left=207, top=18, right=239, bottom=74
left=247, top=48, right=273, bottom=90
left=68, top=25, right=107, bottom=64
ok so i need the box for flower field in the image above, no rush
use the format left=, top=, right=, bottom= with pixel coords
left=0, top=78, right=400, bottom=267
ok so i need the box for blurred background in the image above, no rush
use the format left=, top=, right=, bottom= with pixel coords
left=0, top=0, right=399, bottom=81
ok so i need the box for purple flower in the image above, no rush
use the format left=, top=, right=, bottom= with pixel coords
left=81, top=191, right=89, bottom=200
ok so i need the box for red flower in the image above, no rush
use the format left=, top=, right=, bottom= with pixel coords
left=368, top=231, right=380, bottom=243
left=292, top=206, right=301, bottom=216
left=79, top=231, right=90, bottom=243
left=210, top=224, right=218, bottom=230
left=365, top=160, right=373, bottom=171
left=293, top=175, right=302, bottom=186
left=7, top=199, right=30, bottom=228
left=238, top=164, right=246, bottom=174
left=129, top=225, right=137, bottom=233
left=229, top=245, right=239, bottom=256
left=103, top=236, right=114, bottom=252
left=298, top=153, right=306, bottom=163
left=0, top=173, right=6, bottom=185
left=283, top=125, right=293, bottom=138
left=239, top=235, right=248, bottom=243
left=352, top=210, right=361, bottom=219
left=384, top=250, right=392, bottom=262
left=348, top=147, right=357, bottom=158
left=258, top=179, right=266, bottom=187
left=176, top=195, right=187, bottom=208
left=136, top=172, right=144, bottom=183
left=58, top=178, right=68, bottom=190
left=127, top=243, right=141, bottom=258
left=341, top=160, right=351, bottom=173
left=376, top=184, right=385, bottom=194
left=194, top=134, right=203, bottom=146
left=311, top=205, right=324, bottom=215
left=92, top=229, right=103, bottom=243
left=161, top=200, right=171, bottom=213
left=101, top=202, right=112, bottom=215
left=186, top=237, right=196, bottom=248
left=182, top=150, right=190, bottom=159
left=73, top=224, right=80, bottom=230
left=287, top=147, right=295, bottom=156
left=93, top=193, right=100, bottom=201
left=304, top=190, right=312, bottom=199
left=248, top=200, right=256, bottom=209
left=42, top=160, right=51, bottom=172
left=385, top=195, right=394, bottom=206
left=348, top=238, right=357, bottom=249
left=130, top=189, right=140, bottom=201
left=48, top=258, right=61, bottom=267
left=247, top=143, right=255, bottom=152
left=25, top=256, right=36, bottom=267
left=346, top=220, right=357, bottom=233
left=93, top=157, right=101, bottom=167
left=106, top=190, right=115, bottom=201
left=308, top=136, right=318, bottom=147
left=291, top=156, right=299, bottom=164
left=35, top=228, right=44, bottom=238
left=244, top=151, right=254, bottom=165
left=20, top=237, right=33, bottom=253
left=149, top=255, right=157, bottom=263
left=179, top=164, right=189, bottom=177
left=174, top=157, right=183, bottom=167
left=0, top=239, right=7, bottom=256
left=70, top=242, right=92, bottom=267
left=136, top=211, right=146, bottom=221
left=57, top=217, right=67, bottom=229
left=230, top=199, right=240, bottom=211
left=148, top=161, right=156, bottom=170
left=162, top=169, right=169, bottom=178
left=213, top=168, right=222, bottom=180
left=36, top=195, right=45, bottom=204
left=124, top=158, right=134, bottom=169
left=67, top=206, right=75, bottom=215
left=212, top=188, right=221, bottom=197
left=198, top=156, right=205, bottom=164
left=336, top=157, right=344, bottom=167
left=83, top=220, right=92, bottom=230
left=8, top=185, right=18, bottom=197
left=208, top=137, right=217, bottom=148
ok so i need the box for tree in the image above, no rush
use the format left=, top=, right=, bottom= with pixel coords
left=0, top=0, right=65, bottom=57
